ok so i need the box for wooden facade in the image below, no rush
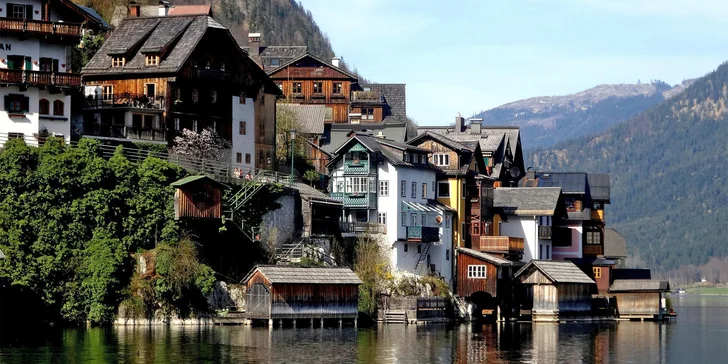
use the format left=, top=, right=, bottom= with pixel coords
left=456, top=248, right=522, bottom=319
left=171, top=175, right=228, bottom=220
left=515, top=260, right=595, bottom=319
left=612, top=292, right=661, bottom=317
left=457, top=251, right=499, bottom=298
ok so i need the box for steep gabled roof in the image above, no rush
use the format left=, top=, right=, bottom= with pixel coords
left=588, top=173, right=611, bottom=202
left=494, top=187, right=563, bottom=216
left=322, top=122, right=409, bottom=155
left=361, top=83, right=407, bottom=122
left=74, top=4, right=111, bottom=29
left=242, top=266, right=362, bottom=285
left=266, top=53, right=358, bottom=80
left=407, top=131, right=473, bottom=153
left=170, top=175, right=229, bottom=189
left=327, top=133, right=434, bottom=169
left=515, top=260, right=595, bottom=284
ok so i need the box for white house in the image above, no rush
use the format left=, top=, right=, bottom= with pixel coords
left=493, top=187, right=566, bottom=262
left=327, top=132, right=456, bottom=286
left=0, top=0, right=108, bottom=146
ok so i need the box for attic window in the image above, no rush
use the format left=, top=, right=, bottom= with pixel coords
left=145, top=55, right=160, bottom=66
left=112, top=57, right=125, bottom=67
left=270, top=58, right=280, bottom=66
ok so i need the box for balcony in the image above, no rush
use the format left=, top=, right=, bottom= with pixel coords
left=351, top=91, right=384, bottom=104
left=343, top=161, right=370, bottom=174
left=179, top=67, right=247, bottom=84
left=479, top=236, right=524, bottom=253
left=591, top=209, right=605, bottom=222
left=406, top=226, right=439, bottom=242
left=0, top=69, right=81, bottom=88
left=83, top=123, right=168, bottom=142
left=583, top=244, right=604, bottom=257
left=538, top=225, right=552, bottom=239
left=339, top=222, right=386, bottom=234
left=330, top=192, right=377, bottom=209
left=84, top=93, right=165, bottom=110
left=0, top=18, right=82, bottom=38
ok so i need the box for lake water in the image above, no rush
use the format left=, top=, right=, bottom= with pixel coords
left=1, top=295, right=726, bottom=363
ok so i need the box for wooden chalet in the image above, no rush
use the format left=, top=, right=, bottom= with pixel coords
left=514, top=260, right=595, bottom=320
left=456, top=247, right=523, bottom=320
left=266, top=53, right=357, bottom=124
left=351, top=83, right=408, bottom=123
left=81, top=13, right=281, bottom=170
left=242, top=266, right=362, bottom=327
left=171, top=175, right=228, bottom=220
left=609, top=279, right=670, bottom=319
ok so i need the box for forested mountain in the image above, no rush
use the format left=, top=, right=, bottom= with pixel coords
left=473, top=80, right=693, bottom=149
left=529, top=62, right=728, bottom=271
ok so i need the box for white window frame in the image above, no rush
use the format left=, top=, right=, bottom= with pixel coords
left=467, top=265, right=487, bottom=279
left=379, top=180, right=389, bottom=196
left=102, top=85, right=113, bottom=100
left=401, top=212, right=406, bottom=226
left=378, top=212, right=387, bottom=225
left=434, top=153, right=450, bottom=166
left=445, top=215, right=451, bottom=228
left=411, top=182, right=417, bottom=198
left=401, top=180, right=406, bottom=197
left=422, top=183, right=427, bottom=199
left=347, top=177, right=368, bottom=194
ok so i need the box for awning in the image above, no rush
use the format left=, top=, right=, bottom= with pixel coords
left=401, top=200, right=455, bottom=213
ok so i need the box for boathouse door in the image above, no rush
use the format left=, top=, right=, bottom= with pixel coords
left=247, top=283, right=271, bottom=318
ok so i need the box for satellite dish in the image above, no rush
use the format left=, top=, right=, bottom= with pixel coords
left=510, top=166, right=521, bottom=178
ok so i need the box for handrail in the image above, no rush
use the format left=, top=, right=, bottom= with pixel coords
left=0, top=69, right=81, bottom=87
left=0, top=18, right=82, bottom=37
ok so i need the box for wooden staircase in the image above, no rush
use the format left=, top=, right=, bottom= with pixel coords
left=384, top=310, right=407, bottom=324
left=275, top=242, right=303, bottom=263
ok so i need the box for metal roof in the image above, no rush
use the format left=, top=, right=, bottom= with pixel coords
left=609, top=279, right=670, bottom=292
left=278, top=104, right=326, bottom=134
left=515, top=260, right=595, bottom=284
left=612, top=269, right=652, bottom=280
left=535, top=172, right=587, bottom=194
left=402, top=200, right=456, bottom=213
left=587, top=173, right=611, bottom=202
left=244, top=266, right=363, bottom=285
left=458, top=248, right=518, bottom=266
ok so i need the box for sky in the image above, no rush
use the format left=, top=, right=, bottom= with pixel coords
left=301, top=0, right=728, bottom=126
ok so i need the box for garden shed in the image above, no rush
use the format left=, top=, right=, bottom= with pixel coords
left=514, top=260, right=595, bottom=320
left=171, top=175, right=229, bottom=220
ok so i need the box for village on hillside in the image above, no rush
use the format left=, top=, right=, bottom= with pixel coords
left=0, top=1, right=674, bottom=327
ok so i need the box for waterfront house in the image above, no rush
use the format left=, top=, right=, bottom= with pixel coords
left=171, top=175, right=228, bottom=220
left=514, top=260, right=595, bottom=320
left=81, top=13, right=281, bottom=170
left=0, top=0, right=108, bottom=147
left=493, top=187, right=567, bottom=262
left=242, top=266, right=362, bottom=327
left=608, top=279, right=670, bottom=319
left=327, top=132, right=455, bottom=285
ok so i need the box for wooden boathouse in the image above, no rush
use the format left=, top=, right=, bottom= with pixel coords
left=242, top=266, right=362, bottom=327
left=609, top=279, right=671, bottom=320
left=171, top=175, right=229, bottom=220
left=514, top=260, right=595, bottom=321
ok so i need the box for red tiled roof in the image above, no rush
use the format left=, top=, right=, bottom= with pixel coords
left=168, top=5, right=211, bottom=16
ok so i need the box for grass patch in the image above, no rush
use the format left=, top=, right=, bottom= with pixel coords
left=685, top=286, right=728, bottom=295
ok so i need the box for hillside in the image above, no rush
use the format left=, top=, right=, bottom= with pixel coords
left=529, top=62, right=728, bottom=271
left=473, top=80, right=693, bottom=149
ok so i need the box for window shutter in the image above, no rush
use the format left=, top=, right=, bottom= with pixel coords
left=52, top=59, right=59, bottom=73
left=22, top=96, right=29, bottom=112
left=3, top=96, right=9, bottom=111
left=6, top=57, right=13, bottom=70
left=6, top=4, right=13, bottom=19
left=25, top=5, right=32, bottom=19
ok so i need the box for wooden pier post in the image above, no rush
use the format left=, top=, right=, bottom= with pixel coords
left=338, top=319, right=343, bottom=328
left=268, top=319, right=274, bottom=328
left=293, top=319, right=297, bottom=328
left=354, top=318, right=358, bottom=328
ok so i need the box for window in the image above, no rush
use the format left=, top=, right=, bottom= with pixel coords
left=421, top=214, right=426, bottom=227
left=369, top=177, right=376, bottom=193
left=467, top=265, right=487, bottom=279
left=52, top=100, right=64, bottom=116
left=236, top=153, right=242, bottom=163
left=471, top=223, right=480, bottom=235
left=347, top=177, right=368, bottom=194
left=411, top=182, right=416, bottom=198
left=8, top=132, right=24, bottom=139
left=39, top=57, right=54, bottom=72
left=434, top=153, right=450, bottom=166
left=417, top=244, right=422, bottom=254
left=586, top=230, right=602, bottom=245
left=239, top=92, right=246, bottom=104
left=379, top=180, right=389, bottom=196
left=245, top=153, right=251, bottom=164
left=270, top=58, right=280, bottom=66
left=239, top=121, right=246, bottom=135
left=39, top=99, right=49, bottom=114
left=546, top=245, right=551, bottom=259
left=362, top=108, right=374, bottom=120
left=401, top=180, right=406, bottom=197
left=210, top=90, right=217, bottom=104
left=174, top=118, right=180, bottom=130
left=401, top=212, right=406, bottom=226
left=446, top=250, right=450, bottom=261
left=258, top=127, right=265, bottom=139
left=313, top=82, right=323, bottom=94
left=593, top=267, right=602, bottom=279
left=145, top=55, right=159, bottom=66
left=102, top=86, right=113, bottom=100
left=422, top=183, right=427, bottom=199
left=292, top=82, right=302, bottom=93
left=462, top=182, right=466, bottom=199
left=445, top=215, right=451, bottom=228
left=111, top=56, right=125, bottom=67
left=404, top=243, right=408, bottom=253
left=410, top=213, right=417, bottom=226
left=438, top=182, right=450, bottom=197
left=378, top=213, right=386, bottom=225
left=540, top=245, right=544, bottom=259
left=4, top=94, right=28, bottom=113
left=10, top=4, right=31, bottom=19
left=333, top=82, right=342, bottom=94
left=325, top=107, right=333, bottom=121
left=191, top=89, right=199, bottom=103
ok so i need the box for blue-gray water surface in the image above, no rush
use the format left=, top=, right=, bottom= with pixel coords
left=0, top=295, right=725, bottom=363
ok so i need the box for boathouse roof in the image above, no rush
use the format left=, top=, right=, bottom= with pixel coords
left=242, top=266, right=363, bottom=285
left=515, top=260, right=595, bottom=284
left=609, top=279, right=670, bottom=293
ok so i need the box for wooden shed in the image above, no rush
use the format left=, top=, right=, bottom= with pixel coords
left=242, top=266, right=362, bottom=327
left=171, top=175, right=229, bottom=220
left=609, top=279, right=670, bottom=319
left=514, top=260, right=595, bottom=320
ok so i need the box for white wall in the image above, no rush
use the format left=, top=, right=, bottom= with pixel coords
left=0, top=38, right=69, bottom=72
left=500, top=217, right=539, bottom=262
left=231, top=96, right=255, bottom=172
left=0, top=86, right=70, bottom=146
left=0, top=0, right=43, bottom=20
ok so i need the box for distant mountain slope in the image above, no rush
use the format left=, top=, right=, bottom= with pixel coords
left=474, top=80, right=694, bottom=149
left=529, top=63, right=728, bottom=271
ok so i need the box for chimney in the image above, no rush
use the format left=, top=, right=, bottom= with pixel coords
left=248, top=33, right=261, bottom=58
left=375, top=131, right=386, bottom=139
left=158, top=1, right=170, bottom=16
left=332, top=57, right=341, bottom=68
left=470, top=118, right=482, bottom=134
left=128, top=1, right=141, bottom=17
left=454, top=115, right=465, bottom=133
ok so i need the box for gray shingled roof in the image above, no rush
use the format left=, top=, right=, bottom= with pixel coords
left=250, top=46, right=309, bottom=71
left=515, top=260, right=595, bottom=284
left=278, top=104, right=325, bottom=134
left=246, top=266, right=362, bottom=285
left=604, top=228, right=628, bottom=259
left=327, top=133, right=436, bottom=170
left=361, top=84, right=407, bottom=122
left=535, top=172, right=588, bottom=194
left=458, top=248, right=519, bottom=266
left=290, top=182, right=340, bottom=204
left=588, top=173, right=611, bottom=202
left=494, top=187, right=562, bottom=216
left=407, top=131, right=472, bottom=152
left=266, top=53, right=358, bottom=80
left=75, top=4, right=111, bottom=29
left=609, top=279, right=670, bottom=292
left=322, top=122, right=408, bottom=154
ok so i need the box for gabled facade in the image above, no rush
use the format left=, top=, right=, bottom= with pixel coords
left=327, top=133, right=455, bottom=285
left=351, top=83, right=407, bottom=124
left=0, top=0, right=108, bottom=146
left=81, top=14, right=281, bottom=171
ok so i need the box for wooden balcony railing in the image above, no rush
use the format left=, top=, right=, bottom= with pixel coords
left=479, top=236, right=524, bottom=253
left=591, top=209, right=605, bottom=222
left=0, top=18, right=82, bottom=37
left=406, top=226, right=439, bottom=242
left=84, top=93, right=165, bottom=110
left=83, top=123, right=168, bottom=142
left=339, top=222, right=386, bottom=234
left=0, top=69, right=81, bottom=87
left=583, top=244, right=604, bottom=256
left=538, top=225, right=552, bottom=239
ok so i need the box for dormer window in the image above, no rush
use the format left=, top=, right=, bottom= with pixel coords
left=145, top=55, right=159, bottom=66
left=270, top=58, right=280, bottom=67
left=112, top=57, right=125, bottom=67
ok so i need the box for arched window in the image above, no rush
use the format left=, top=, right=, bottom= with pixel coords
left=39, top=99, right=49, bottom=114
left=53, top=100, right=64, bottom=116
